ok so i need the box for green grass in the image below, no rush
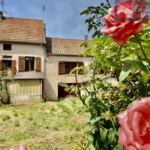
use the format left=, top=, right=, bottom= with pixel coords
left=0, top=101, right=88, bottom=150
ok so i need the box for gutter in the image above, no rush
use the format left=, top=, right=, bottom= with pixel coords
left=14, top=77, right=45, bottom=79
left=0, top=40, right=46, bottom=45
left=47, top=54, right=94, bottom=57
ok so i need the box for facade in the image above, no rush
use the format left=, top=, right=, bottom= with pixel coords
left=0, top=12, right=117, bottom=103
left=45, top=37, right=93, bottom=101
left=0, top=11, right=46, bottom=104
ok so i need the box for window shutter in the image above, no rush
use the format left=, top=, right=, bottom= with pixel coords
left=36, top=57, right=41, bottom=72
left=0, top=60, right=2, bottom=71
left=19, top=56, right=25, bottom=72
left=59, top=61, right=65, bottom=74
left=78, top=62, right=84, bottom=74
left=11, top=60, right=16, bottom=76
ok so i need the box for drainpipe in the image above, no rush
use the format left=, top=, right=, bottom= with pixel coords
left=41, top=44, right=47, bottom=100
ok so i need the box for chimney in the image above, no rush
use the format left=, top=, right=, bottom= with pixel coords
left=85, top=35, right=88, bottom=43
left=0, top=11, right=3, bottom=21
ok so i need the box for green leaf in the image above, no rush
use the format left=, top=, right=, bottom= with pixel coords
left=80, top=10, right=89, bottom=16
left=120, top=54, right=138, bottom=61
left=113, top=145, right=124, bottom=150
left=116, top=46, right=122, bottom=59
left=117, top=127, right=121, bottom=136
left=88, top=25, right=93, bottom=33
left=100, top=10, right=107, bottom=15
left=100, top=128, right=108, bottom=142
left=136, top=62, right=149, bottom=74
left=80, top=42, right=86, bottom=47
left=119, top=63, right=133, bottom=82
left=110, top=62, right=121, bottom=70
left=91, top=38, right=101, bottom=44
left=92, top=31, right=99, bottom=38
left=90, top=116, right=101, bottom=125
left=108, top=128, right=116, bottom=144
left=94, top=25, right=97, bottom=30
left=142, top=71, right=150, bottom=82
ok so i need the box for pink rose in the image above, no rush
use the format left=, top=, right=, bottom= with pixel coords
left=117, top=97, right=150, bottom=150
left=10, top=144, right=30, bottom=150
left=100, top=0, right=148, bottom=45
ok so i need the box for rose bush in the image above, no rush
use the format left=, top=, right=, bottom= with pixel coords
left=100, top=0, right=148, bottom=45
left=79, top=0, right=150, bottom=149
left=117, top=97, right=150, bottom=150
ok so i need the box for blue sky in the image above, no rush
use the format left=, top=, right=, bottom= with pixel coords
left=2, top=0, right=115, bottom=40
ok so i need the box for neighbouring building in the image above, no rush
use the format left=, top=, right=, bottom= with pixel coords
left=45, top=36, right=93, bottom=101
left=0, top=11, right=46, bottom=104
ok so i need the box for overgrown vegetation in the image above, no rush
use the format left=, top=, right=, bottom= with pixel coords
left=0, top=101, right=89, bottom=150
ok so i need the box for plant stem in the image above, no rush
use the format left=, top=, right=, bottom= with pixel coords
left=139, top=42, right=150, bottom=65
left=134, top=35, right=150, bottom=65
left=106, top=0, right=111, bottom=8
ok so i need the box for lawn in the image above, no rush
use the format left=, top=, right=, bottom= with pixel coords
left=0, top=101, right=88, bottom=150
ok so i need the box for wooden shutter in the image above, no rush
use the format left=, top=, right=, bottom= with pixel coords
left=78, top=62, right=84, bottom=74
left=59, top=62, right=65, bottom=74
left=11, top=60, right=16, bottom=76
left=19, top=56, right=25, bottom=72
left=0, top=60, right=2, bottom=71
left=36, top=57, right=41, bottom=72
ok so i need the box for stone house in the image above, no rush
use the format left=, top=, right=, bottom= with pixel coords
left=0, top=11, right=46, bottom=103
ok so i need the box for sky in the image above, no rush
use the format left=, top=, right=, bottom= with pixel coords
left=1, top=0, right=115, bottom=40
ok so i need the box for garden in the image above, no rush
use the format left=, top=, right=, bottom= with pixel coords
left=1, top=0, right=150, bottom=149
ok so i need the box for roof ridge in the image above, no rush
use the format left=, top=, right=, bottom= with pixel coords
left=46, top=37, right=92, bottom=41
left=4, top=16, right=43, bottom=21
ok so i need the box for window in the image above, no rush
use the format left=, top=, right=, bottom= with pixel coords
left=3, top=56, right=12, bottom=59
left=97, top=68, right=110, bottom=74
left=25, top=57, right=34, bottom=71
left=65, top=62, right=77, bottom=74
left=58, top=62, right=84, bottom=74
left=3, top=44, right=11, bottom=50
left=2, top=60, right=12, bottom=68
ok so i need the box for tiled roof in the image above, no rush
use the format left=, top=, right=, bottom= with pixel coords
left=0, top=17, right=46, bottom=44
left=46, top=37, right=92, bottom=55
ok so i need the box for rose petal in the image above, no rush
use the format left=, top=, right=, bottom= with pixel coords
left=19, top=144, right=26, bottom=150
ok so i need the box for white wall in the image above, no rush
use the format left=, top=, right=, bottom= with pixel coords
left=0, top=42, right=45, bottom=72
left=45, top=55, right=94, bottom=101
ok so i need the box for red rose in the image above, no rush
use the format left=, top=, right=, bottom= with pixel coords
left=100, top=1, right=148, bottom=45
left=117, top=97, right=150, bottom=150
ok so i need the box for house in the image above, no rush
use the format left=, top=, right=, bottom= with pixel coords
left=0, top=11, right=46, bottom=104
left=0, top=11, right=94, bottom=103
left=45, top=36, right=93, bottom=101
left=0, top=11, right=117, bottom=103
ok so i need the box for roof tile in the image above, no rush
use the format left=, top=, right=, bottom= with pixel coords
left=0, top=17, right=46, bottom=43
left=46, top=37, right=92, bottom=55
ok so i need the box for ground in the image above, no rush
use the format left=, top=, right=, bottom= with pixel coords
left=0, top=101, right=89, bottom=150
